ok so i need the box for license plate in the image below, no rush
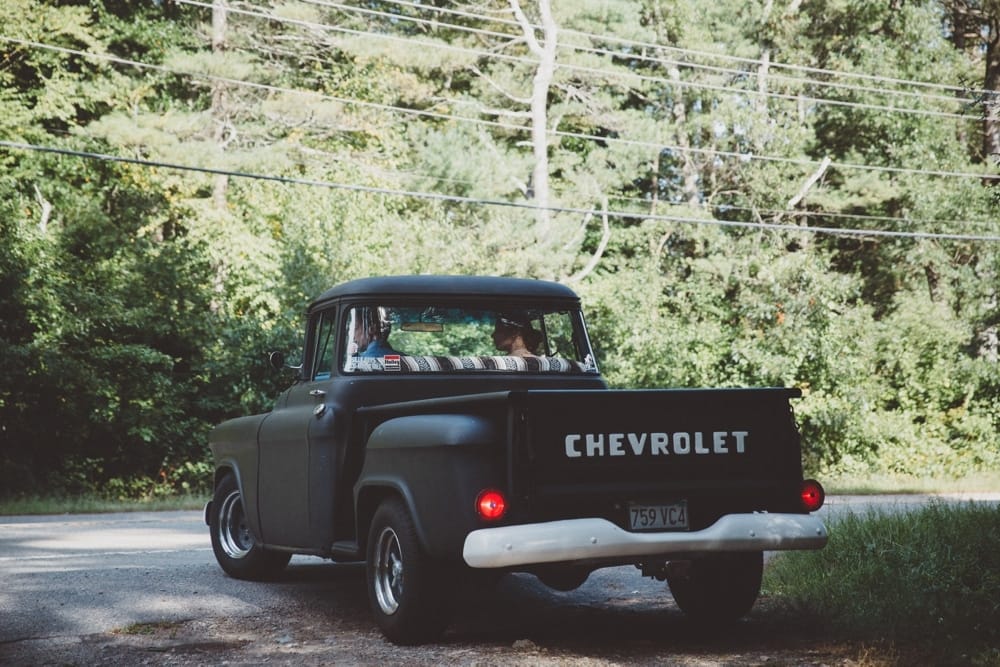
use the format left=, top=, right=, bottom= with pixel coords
left=628, top=502, right=688, bottom=531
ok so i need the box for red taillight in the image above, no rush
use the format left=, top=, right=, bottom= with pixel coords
left=476, top=489, right=507, bottom=521
left=800, top=479, right=825, bottom=512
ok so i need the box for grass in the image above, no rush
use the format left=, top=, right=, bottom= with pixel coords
left=0, top=492, right=209, bottom=516
left=821, top=470, right=1000, bottom=496
left=113, top=620, right=181, bottom=637
left=2, top=473, right=996, bottom=516
left=763, top=501, right=1000, bottom=665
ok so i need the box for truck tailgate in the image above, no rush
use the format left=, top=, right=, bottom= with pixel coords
left=511, top=388, right=805, bottom=531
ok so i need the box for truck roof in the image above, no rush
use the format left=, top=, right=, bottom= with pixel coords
left=311, top=275, right=581, bottom=309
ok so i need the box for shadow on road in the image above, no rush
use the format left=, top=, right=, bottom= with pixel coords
left=261, top=559, right=829, bottom=660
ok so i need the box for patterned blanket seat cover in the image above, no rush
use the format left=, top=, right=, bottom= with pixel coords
left=349, top=354, right=590, bottom=373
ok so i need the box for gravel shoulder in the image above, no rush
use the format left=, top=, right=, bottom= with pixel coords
left=2, top=570, right=901, bottom=666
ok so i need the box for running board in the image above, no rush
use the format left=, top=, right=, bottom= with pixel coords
left=331, top=540, right=363, bottom=561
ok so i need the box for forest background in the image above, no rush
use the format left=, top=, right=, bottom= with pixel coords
left=1, top=0, right=998, bottom=500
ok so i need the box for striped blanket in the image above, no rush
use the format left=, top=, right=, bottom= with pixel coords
left=349, top=354, right=590, bottom=373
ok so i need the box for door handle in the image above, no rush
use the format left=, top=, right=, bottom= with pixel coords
left=310, top=389, right=327, bottom=417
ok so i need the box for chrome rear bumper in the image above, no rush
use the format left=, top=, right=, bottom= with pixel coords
left=463, top=512, right=828, bottom=568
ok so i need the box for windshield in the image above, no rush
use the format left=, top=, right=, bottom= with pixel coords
left=342, top=305, right=598, bottom=374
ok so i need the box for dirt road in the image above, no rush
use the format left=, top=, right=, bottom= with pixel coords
left=1, top=500, right=965, bottom=665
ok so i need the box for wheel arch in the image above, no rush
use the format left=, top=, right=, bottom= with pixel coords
left=357, top=413, right=505, bottom=562
left=208, top=412, right=264, bottom=542
left=355, top=481, right=422, bottom=558
left=210, top=460, right=264, bottom=546
left=208, top=470, right=291, bottom=580
left=213, top=461, right=239, bottom=490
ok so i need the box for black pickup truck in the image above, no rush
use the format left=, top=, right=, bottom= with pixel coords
left=206, top=275, right=827, bottom=644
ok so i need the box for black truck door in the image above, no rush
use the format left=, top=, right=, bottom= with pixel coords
left=257, top=309, right=339, bottom=549
left=257, top=382, right=315, bottom=547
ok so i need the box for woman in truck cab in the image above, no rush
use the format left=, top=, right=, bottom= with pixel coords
left=492, top=312, right=542, bottom=358
left=351, top=306, right=398, bottom=358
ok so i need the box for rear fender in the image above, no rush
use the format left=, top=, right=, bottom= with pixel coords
left=357, top=414, right=503, bottom=560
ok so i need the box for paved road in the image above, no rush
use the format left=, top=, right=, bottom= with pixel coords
left=1, top=494, right=996, bottom=663
left=0, top=509, right=675, bottom=641
left=2, top=509, right=706, bottom=664
left=1, top=510, right=238, bottom=642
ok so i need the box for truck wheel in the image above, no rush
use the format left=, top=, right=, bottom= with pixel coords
left=209, top=473, right=291, bottom=580
left=666, top=552, right=763, bottom=623
left=534, top=565, right=591, bottom=591
left=367, top=498, right=452, bottom=644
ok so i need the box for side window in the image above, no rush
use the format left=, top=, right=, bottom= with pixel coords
left=541, top=311, right=573, bottom=357
left=312, top=310, right=337, bottom=381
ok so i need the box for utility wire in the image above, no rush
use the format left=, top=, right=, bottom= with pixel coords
left=268, top=0, right=981, bottom=119
left=18, top=120, right=994, bottom=232
left=237, top=129, right=1000, bottom=234
left=0, top=36, right=516, bottom=128
left=5, top=35, right=996, bottom=183
left=306, top=0, right=981, bottom=107
left=4, top=140, right=999, bottom=243
left=373, top=0, right=984, bottom=98
left=172, top=0, right=977, bottom=121
left=606, top=193, right=1000, bottom=234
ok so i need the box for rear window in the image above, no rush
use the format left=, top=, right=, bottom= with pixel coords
left=342, top=305, right=598, bottom=374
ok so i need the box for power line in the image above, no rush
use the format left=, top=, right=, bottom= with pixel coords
left=277, top=0, right=981, bottom=119
left=4, top=139, right=999, bottom=243
left=307, top=0, right=981, bottom=108
left=606, top=193, right=1000, bottom=235
left=172, top=0, right=978, bottom=122
left=6, top=35, right=997, bottom=183
left=374, top=0, right=984, bottom=98
left=0, top=36, right=516, bottom=128
left=18, top=117, right=993, bottom=233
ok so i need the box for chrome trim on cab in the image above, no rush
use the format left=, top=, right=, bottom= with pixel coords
left=462, top=513, right=828, bottom=569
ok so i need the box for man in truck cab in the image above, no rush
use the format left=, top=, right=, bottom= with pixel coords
left=492, top=311, right=543, bottom=357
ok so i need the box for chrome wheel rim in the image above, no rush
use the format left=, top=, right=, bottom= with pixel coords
left=218, top=489, right=253, bottom=560
left=373, top=526, right=403, bottom=615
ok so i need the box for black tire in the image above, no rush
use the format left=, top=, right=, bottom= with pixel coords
left=366, top=497, right=452, bottom=644
left=534, top=565, right=591, bottom=592
left=209, top=473, right=291, bottom=580
left=666, top=552, right=763, bottom=622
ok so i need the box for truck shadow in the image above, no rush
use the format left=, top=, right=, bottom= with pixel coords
left=273, top=561, right=825, bottom=656
left=452, top=570, right=820, bottom=646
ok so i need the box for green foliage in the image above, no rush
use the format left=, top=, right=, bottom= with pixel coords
left=1, top=0, right=998, bottom=497
left=763, top=503, right=1000, bottom=659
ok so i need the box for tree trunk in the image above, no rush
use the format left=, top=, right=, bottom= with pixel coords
left=650, top=147, right=660, bottom=214
left=668, top=68, right=701, bottom=206
left=757, top=0, right=773, bottom=121
left=212, top=0, right=229, bottom=210
left=952, top=6, right=969, bottom=149
left=511, top=0, right=556, bottom=242
left=984, top=19, right=1000, bottom=164
left=757, top=49, right=771, bottom=118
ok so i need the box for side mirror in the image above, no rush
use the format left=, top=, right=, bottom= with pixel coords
left=268, top=351, right=286, bottom=371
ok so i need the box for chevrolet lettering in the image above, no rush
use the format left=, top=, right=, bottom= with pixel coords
left=205, top=275, right=828, bottom=646
left=564, top=430, right=749, bottom=457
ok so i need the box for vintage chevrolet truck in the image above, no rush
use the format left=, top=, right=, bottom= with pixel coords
left=206, top=275, right=828, bottom=644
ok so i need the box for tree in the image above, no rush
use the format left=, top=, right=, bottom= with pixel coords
left=2, top=0, right=998, bottom=495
